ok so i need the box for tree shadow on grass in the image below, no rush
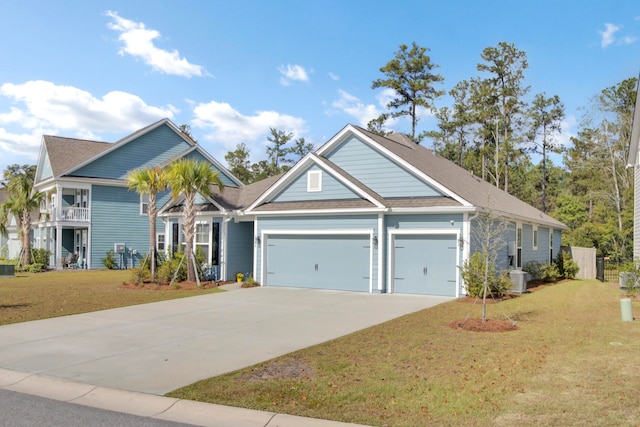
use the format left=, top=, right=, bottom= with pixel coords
left=0, top=303, right=31, bottom=309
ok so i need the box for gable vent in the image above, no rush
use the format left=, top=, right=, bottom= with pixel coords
left=307, top=170, right=322, bottom=192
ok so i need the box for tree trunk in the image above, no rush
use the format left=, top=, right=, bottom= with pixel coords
left=21, top=211, right=31, bottom=266
left=149, top=193, right=157, bottom=281
left=183, top=193, right=196, bottom=282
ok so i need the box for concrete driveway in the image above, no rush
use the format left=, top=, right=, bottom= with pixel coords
left=0, top=286, right=451, bottom=395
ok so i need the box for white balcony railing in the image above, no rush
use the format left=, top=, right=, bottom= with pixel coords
left=50, top=207, right=90, bottom=222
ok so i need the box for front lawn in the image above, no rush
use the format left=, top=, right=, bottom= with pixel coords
left=0, top=270, right=221, bottom=325
left=168, top=280, right=640, bottom=426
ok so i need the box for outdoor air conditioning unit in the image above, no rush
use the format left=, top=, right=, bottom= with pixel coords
left=510, top=270, right=527, bottom=293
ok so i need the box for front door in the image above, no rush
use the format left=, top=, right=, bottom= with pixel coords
left=75, top=229, right=87, bottom=268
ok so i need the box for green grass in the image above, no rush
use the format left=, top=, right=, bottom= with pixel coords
left=167, top=280, right=640, bottom=427
left=0, top=269, right=221, bottom=325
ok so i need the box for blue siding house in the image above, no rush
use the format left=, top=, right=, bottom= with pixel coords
left=244, top=125, right=566, bottom=297
left=32, top=119, right=245, bottom=279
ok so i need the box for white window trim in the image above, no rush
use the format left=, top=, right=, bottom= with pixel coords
left=156, top=233, right=165, bottom=252
left=140, top=194, right=149, bottom=216
left=307, top=170, right=322, bottom=192
left=532, top=225, right=538, bottom=251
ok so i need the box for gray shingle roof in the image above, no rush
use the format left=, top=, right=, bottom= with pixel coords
left=42, top=135, right=111, bottom=178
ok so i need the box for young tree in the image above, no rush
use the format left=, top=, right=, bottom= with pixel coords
left=372, top=42, right=445, bottom=142
left=528, top=93, right=565, bottom=213
left=166, top=159, right=223, bottom=283
left=0, top=164, right=42, bottom=266
left=469, top=208, right=510, bottom=322
left=126, top=165, right=167, bottom=281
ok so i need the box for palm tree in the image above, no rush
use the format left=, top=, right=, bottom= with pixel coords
left=126, top=165, right=167, bottom=281
left=0, top=172, right=43, bottom=266
left=166, top=158, right=223, bottom=283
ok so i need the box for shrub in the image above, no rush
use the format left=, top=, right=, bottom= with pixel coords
left=541, top=263, right=560, bottom=282
left=27, top=263, right=45, bottom=273
left=101, top=249, right=118, bottom=270
left=129, top=267, right=150, bottom=286
left=523, top=261, right=543, bottom=281
left=460, top=252, right=509, bottom=298
left=562, top=257, right=579, bottom=279
left=31, top=248, right=51, bottom=268
left=157, top=252, right=187, bottom=284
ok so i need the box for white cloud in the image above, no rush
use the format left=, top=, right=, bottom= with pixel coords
left=191, top=100, right=307, bottom=160
left=0, top=80, right=175, bottom=134
left=0, top=128, right=44, bottom=160
left=599, top=23, right=620, bottom=48
left=329, top=72, right=340, bottom=81
left=106, top=11, right=205, bottom=78
left=278, top=64, right=309, bottom=86
left=330, top=90, right=382, bottom=127
left=597, top=23, right=638, bottom=48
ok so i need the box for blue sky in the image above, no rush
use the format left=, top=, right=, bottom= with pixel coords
left=0, top=0, right=639, bottom=174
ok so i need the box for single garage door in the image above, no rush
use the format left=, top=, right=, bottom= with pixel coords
left=266, top=234, right=371, bottom=292
left=393, top=234, right=458, bottom=296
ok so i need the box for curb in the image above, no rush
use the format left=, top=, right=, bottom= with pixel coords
left=0, top=368, right=369, bottom=427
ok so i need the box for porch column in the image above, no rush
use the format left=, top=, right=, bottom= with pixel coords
left=55, top=225, right=62, bottom=270
left=44, top=225, right=58, bottom=268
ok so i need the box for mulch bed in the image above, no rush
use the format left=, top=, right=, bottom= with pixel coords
left=119, top=280, right=235, bottom=290
left=449, top=318, right=518, bottom=332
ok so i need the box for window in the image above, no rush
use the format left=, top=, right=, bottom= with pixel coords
left=549, top=231, right=554, bottom=263
left=140, top=194, right=149, bottom=215
left=75, top=189, right=88, bottom=208
left=532, top=225, right=538, bottom=250
left=307, top=170, right=322, bottom=192
left=195, top=222, right=210, bottom=263
left=157, top=233, right=165, bottom=252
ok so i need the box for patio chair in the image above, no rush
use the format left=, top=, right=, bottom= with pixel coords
left=64, top=253, right=78, bottom=269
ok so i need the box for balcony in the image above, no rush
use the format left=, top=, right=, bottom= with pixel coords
left=50, top=207, right=90, bottom=222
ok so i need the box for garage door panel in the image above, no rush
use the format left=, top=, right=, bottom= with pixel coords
left=393, top=234, right=457, bottom=296
left=266, top=234, right=370, bottom=292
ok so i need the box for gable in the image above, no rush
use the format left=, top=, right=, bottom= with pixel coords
left=325, top=135, right=444, bottom=198
left=70, top=123, right=192, bottom=179
left=38, top=149, right=53, bottom=182
left=271, top=165, right=361, bottom=202
left=183, top=150, right=240, bottom=187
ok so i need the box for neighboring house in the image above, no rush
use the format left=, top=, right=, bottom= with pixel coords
left=32, top=119, right=245, bottom=279
left=627, top=80, right=640, bottom=260
left=0, top=188, right=34, bottom=260
left=242, top=125, right=566, bottom=297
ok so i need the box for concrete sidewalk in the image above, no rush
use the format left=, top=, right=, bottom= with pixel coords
left=0, top=285, right=451, bottom=425
left=0, top=368, right=368, bottom=426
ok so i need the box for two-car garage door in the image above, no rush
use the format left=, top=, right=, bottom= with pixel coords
left=263, top=232, right=459, bottom=296
left=265, top=234, right=371, bottom=292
